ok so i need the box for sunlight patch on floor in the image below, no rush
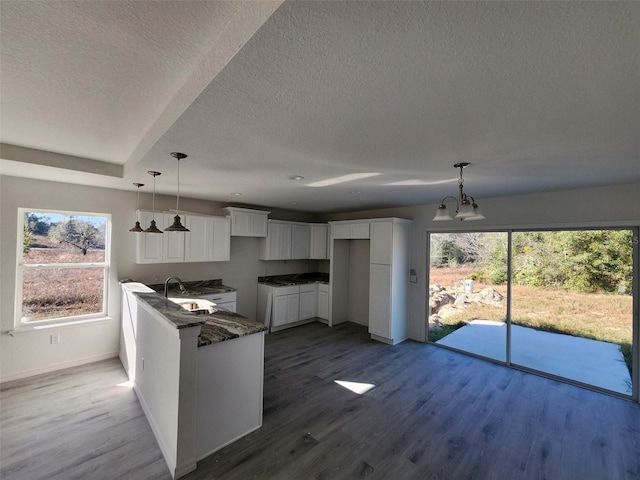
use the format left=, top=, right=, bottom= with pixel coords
left=334, top=380, right=375, bottom=394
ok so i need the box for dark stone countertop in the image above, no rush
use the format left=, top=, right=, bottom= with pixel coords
left=147, top=279, right=237, bottom=297
left=132, top=289, right=266, bottom=347
left=258, top=272, right=329, bottom=287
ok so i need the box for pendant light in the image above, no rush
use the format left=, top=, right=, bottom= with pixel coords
left=128, top=182, right=145, bottom=232
left=143, top=171, right=163, bottom=233
left=433, top=163, right=485, bottom=221
left=164, top=152, right=190, bottom=232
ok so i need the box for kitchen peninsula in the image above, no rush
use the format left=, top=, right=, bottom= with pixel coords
left=120, top=282, right=267, bottom=479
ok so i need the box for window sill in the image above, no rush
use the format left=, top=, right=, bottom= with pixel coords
left=7, top=317, right=112, bottom=336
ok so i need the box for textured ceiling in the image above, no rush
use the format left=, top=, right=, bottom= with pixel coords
left=1, top=1, right=639, bottom=213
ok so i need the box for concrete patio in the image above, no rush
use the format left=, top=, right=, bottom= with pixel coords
left=436, top=320, right=631, bottom=394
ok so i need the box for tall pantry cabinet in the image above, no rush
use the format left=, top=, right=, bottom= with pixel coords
left=368, top=219, right=411, bottom=345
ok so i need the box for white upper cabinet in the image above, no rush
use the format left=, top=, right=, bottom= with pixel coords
left=135, top=211, right=164, bottom=264
left=184, top=215, right=231, bottom=262
left=259, top=220, right=312, bottom=260
left=185, top=215, right=212, bottom=262
left=370, top=220, right=394, bottom=265
left=210, top=217, right=231, bottom=261
left=330, top=221, right=370, bottom=239
left=291, top=223, right=310, bottom=259
left=135, top=211, right=230, bottom=264
left=260, top=221, right=292, bottom=260
left=224, top=207, right=269, bottom=237
left=163, top=214, right=186, bottom=263
left=309, top=224, right=329, bottom=259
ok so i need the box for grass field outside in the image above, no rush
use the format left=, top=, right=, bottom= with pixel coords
left=429, top=265, right=633, bottom=373
left=21, top=237, right=105, bottom=321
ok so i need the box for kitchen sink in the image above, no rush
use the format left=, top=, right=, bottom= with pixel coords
left=168, top=297, right=217, bottom=314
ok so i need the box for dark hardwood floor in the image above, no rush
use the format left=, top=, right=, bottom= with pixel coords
left=2, top=322, right=639, bottom=480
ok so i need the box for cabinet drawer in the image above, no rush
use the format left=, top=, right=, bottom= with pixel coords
left=299, top=283, right=317, bottom=293
left=198, top=291, right=237, bottom=304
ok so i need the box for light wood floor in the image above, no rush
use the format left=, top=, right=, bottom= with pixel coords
left=2, top=322, right=639, bottom=480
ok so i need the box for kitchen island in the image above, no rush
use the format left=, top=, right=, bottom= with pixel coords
left=120, top=282, right=267, bottom=479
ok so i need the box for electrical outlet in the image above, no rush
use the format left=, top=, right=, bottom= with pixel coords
left=141, top=357, right=145, bottom=371
left=50, top=333, right=60, bottom=344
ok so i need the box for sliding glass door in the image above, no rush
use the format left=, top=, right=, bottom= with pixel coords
left=428, top=232, right=508, bottom=362
left=509, top=230, right=634, bottom=395
left=428, top=228, right=637, bottom=398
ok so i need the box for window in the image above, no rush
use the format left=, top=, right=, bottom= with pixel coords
left=16, top=209, right=110, bottom=326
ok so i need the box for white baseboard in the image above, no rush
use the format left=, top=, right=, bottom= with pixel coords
left=0, top=351, right=119, bottom=383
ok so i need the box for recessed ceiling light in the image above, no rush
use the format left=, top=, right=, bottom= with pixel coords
left=230, top=192, right=242, bottom=196
left=289, top=202, right=298, bottom=205
left=349, top=190, right=362, bottom=195
left=287, top=175, right=304, bottom=181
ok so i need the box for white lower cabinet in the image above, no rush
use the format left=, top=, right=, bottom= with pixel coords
left=198, top=291, right=237, bottom=313
left=272, top=288, right=300, bottom=327
left=299, top=284, right=318, bottom=320
left=317, top=283, right=329, bottom=320
left=257, top=282, right=326, bottom=330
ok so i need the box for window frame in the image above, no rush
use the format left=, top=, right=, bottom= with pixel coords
left=15, top=208, right=112, bottom=328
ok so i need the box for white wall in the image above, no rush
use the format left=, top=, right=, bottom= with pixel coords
left=324, top=182, right=640, bottom=342
left=2, top=176, right=638, bottom=381
left=0, top=175, right=320, bottom=382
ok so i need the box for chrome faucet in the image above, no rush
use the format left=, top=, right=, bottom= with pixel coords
left=164, top=276, right=187, bottom=297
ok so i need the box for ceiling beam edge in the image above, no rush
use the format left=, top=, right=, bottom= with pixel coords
left=122, top=0, right=285, bottom=178
left=0, top=143, right=123, bottom=177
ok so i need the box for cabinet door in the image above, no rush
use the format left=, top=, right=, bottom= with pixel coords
left=163, top=214, right=186, bottom=263
left=291, top=224, right=310, bottom=259
left=185, top=215, right=212, bottom=262
left=135, top=211, right=164, bottom=263
left=272, top=295, right=289, bottom=327
left=369, top=264, right=391, bottom=338
left=299, top=287, right=317, bottom=320
left=217, top=302, right=236, bottom=313
left=370, top=221, right=393, bottom=265
left=332, top=224, right=350, bottom=239
left=230, top=210, right=251, bottom=236
left=351, top=222, right=370, bottom=239
left=317, top=290, right=329, bottom=320
left=211, top=217, right=231, bottom=261
left=268, top=222, right=292, bottom=260
left=250, top=212, right=268, bottom=237
left=286, top=294, right=300, bottom=324
left=309, top=224, right=328, bottom=259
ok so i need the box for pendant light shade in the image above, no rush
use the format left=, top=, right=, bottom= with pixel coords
left=129, top=182, right=145, bottom=232
left=433, top=203, right=454, bottom=221
left=143, top=171, right=163, bottom=234
left=164, top=152, right=189, bottom=232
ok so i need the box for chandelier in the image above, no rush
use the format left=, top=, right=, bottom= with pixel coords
left=433, top=163, right=485, bottom=221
